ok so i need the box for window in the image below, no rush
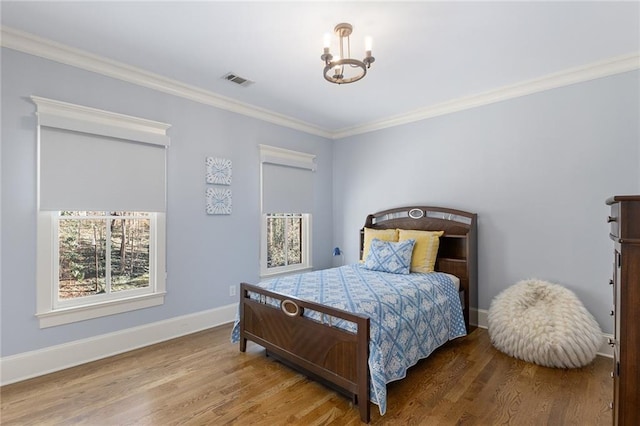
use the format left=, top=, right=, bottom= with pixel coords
left=33, top=96, right=170, bottom=328
left=263, top=213, right=310, bottom=275
left=259, top=145, right=315, bottom=277
left=56, top=211, right=154, bottom=307
left=266, top=213, right=302, bottom=268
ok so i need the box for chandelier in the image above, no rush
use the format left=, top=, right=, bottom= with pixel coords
left=321, top=23, right=375, bottom=84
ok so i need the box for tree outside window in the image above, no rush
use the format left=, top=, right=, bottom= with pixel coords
left=262, top=213, right=310, bottom=276
left=266, top=213, right=303, bottom=268
left=57, top=211, right=150, bottom=300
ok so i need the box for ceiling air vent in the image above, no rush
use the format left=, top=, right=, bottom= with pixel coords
left=222, top=72, right=254, bottom=87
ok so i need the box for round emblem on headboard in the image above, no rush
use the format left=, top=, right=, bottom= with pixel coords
left=408, top=208, right=424, bottom=219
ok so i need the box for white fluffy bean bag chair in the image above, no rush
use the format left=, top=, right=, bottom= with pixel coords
left=488, top=279, right=602, bottom=368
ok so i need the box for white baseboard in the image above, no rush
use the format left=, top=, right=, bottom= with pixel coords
left=2, top=304, right=612, bottom=386
left=471, top=307, right=487, bottom=329
left=472, top=308, right=614, bottom=359
left=0, top=303, right=237, bottom=386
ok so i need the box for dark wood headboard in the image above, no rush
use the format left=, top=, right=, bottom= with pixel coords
left=360, top=206, right=478, bottom=330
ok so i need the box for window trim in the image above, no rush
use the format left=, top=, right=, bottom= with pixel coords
left=37, top=211, right=166, bottom=328
left=260, top=213, right=312, bottom=278
left=258, top=145, right=315, bottom=279
left=32, top=97, right=170, bottom=328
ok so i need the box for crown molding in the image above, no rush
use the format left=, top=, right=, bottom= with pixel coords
left=0, top=27, right=333, bottom=139
left=2, top=26, right=638, bottom=141
left=333, top=52, right=640, bottom=139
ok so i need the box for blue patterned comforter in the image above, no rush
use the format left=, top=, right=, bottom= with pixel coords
left=230, top=264, right=466, bottom=416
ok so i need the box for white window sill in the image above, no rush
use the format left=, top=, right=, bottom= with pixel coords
left=36, top=292, right=166, bottom=328
left=260, top=265, right=313, bottom=279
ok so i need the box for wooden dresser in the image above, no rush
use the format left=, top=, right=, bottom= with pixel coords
left=606, top=195, right=640, bottom=425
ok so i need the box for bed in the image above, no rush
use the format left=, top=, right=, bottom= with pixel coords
left=231, top=206, right=478, bottom=422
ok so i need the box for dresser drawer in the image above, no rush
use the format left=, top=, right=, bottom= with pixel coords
left=609, top=202, right=620, bottom=238
left=607, top=196, right=640, bottom=239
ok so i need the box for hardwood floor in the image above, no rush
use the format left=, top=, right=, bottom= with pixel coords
left=1, top=324, right=612, bottom=425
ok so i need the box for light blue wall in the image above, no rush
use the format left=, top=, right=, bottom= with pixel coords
left=0, top=48, right=334, bottom=357
left=333, top=71, right=640, bottom=334
left=2, top=45, right=638, bottom=359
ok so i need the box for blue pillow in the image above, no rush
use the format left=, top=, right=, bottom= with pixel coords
left=363, top=238, right=416, bottom=274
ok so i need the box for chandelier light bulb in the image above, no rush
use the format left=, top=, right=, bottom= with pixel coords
left=332, top=56, right=342, bottom=78
left=365, top=36, right=373, bottom=53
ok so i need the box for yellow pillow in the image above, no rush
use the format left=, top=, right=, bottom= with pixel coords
left=398, top=229, right=444, bottom=273
left=361, top=228, right=399, bottom=261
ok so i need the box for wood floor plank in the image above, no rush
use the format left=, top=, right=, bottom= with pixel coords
left=1, top=325, right=612, bottom=425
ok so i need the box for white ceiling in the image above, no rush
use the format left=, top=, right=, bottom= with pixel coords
left=1, top=1, right=639, bottom=136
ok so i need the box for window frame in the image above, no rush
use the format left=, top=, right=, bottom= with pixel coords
left=53, top=211, right=157, bottom=309
left=260, top=212, right=312, bottom=278
left=37, top=211, right=166, bottom=328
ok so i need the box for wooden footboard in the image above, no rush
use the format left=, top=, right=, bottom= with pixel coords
left=239, top=282, right=371, bottom=423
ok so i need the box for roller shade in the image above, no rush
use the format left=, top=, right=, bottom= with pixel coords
left=39, top=127, right=167, bottom=211
left=33, top=96, right=171, bottom=212
left=260, top=145, right=315, bottom=214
